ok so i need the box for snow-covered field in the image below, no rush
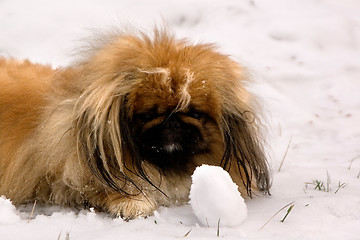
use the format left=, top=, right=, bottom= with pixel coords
left=1, top=0, right=360, bottom=239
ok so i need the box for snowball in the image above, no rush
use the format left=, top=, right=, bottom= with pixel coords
left=0, top=196, right=20, bottom=224
left=189, top=165, right=247, bottom=227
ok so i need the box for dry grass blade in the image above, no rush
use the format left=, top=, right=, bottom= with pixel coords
left=58, top=232, right=70, bottom=240
left=278, top=135, right=293, bottom=172
left=348, top=155, right=360, bottom=170
left=280, top=204, right=294, bottom=222
left=260, top=201, right=294, bottom=230
left=326, top=171, right=331, bottom=192
left=184, top=229, right=192, bottom=237
left=335, top=182, right=348, bottom=194
left=27, top=200, right=37, bottom=223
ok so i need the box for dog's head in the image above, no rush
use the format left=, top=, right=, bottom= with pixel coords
left=127, top=66, right=223, bottom=171
left=70, top=30, right=270, bottom=196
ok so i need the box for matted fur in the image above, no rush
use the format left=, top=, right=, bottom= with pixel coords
left=0, top=29, right=270, bottom=219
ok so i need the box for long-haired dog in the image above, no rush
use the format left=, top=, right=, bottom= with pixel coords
left=0, top=29, right=270, bottom=219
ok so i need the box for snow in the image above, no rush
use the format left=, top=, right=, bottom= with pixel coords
left=189, top=165, right=247, bottom=227
left=0, top=197, right=19, bottom=225
left=1, top=0, right=360, bottom=239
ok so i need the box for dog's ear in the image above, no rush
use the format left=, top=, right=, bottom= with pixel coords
left=220, top=108, right=271, bottom=196
left=72, top=81, right=163, bottom=195
left=73, top=90, right=135, bottom=194
left=67, top=63, right=148, bottom=195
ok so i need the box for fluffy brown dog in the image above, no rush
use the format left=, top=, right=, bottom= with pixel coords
left=0, top=29, right=270, bottom=219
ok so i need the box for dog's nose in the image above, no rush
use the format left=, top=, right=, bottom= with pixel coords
left=162, top=118, right=183, bottom=153
left=163, top=118, right=182, bottom=143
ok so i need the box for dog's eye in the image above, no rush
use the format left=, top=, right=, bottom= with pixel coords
left=186, top=110, right=203, bottom=120
left=137, top=113, right=158, bottom=122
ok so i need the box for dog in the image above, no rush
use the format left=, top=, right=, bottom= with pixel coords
left=0, top=29, right=271, bottom=219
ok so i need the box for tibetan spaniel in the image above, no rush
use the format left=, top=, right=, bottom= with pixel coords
left=0, top=29, right=270, bottom=219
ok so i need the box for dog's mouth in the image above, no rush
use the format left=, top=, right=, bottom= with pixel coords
left=133, top=115, right=206, bottom=170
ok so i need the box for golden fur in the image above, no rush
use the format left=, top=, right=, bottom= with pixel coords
left=0, top=30, right=270, bottom=219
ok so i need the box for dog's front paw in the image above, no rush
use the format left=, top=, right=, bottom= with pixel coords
left=105, top=194, right=156, bottom=220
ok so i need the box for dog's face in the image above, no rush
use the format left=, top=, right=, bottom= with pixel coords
left=128, top=67, right=222, bottom=170
left=73, top=31, right=270, bottom=196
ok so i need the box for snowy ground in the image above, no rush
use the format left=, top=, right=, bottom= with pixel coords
left=1, top=0, right=360, bottom=239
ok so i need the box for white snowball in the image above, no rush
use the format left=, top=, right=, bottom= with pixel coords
left=189, top=165, right=247, bottom=227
